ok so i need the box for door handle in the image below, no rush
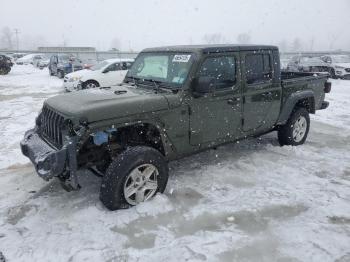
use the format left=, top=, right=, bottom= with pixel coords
left=227, top=97, right=240, bottom=105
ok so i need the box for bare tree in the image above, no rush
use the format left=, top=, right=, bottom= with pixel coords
left=110, top=38, right=121, bottom=51
left=309, top=36, right=315, bottom=51
left=202, top=33, right=227, bottom=44
left=277, top=39, right=288, bottom=52
left=1, top=27, right=14, bottom=49
left=236, top=33, right=251, bottom=44
left=291, top=38, right=303, bottom=52
left=328, top=33, right=340, bottom=50
left=21, top=35, right=48, bottom=50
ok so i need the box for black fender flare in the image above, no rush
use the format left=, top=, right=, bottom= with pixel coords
left=277, top=90, right=315, bottom=125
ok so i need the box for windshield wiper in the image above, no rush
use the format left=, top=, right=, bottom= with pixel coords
left=125, top=76, right=176, bottom=93
left=141, top=78, right=176, bottom=93
left=124, top=76, right=140, bottom=85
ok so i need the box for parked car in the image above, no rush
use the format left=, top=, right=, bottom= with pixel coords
left=0, top=54, right=14, bottom=75
left=280, top=54, right=293, bottom=70
left=12, top=53, right=26, bottom=60
left=16, top=53, right=37, bottom=65
left=63, top=58, right=134, bottom=92
left=320, top=55, right=350, bottom=79
left=21, top=44, right=331, bottom=210
left=286, top=55, right=333, bottom=76
left=32, top=54, right=46, bottom=67
left=2, top=53, right=15, bottom=65
left=48, top=54, right=83, bottom=78
left=38, top=58, right=50, bottom=70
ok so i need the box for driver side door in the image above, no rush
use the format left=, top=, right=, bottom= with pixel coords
left=102, top=63, right=122, bottom=86
left=189, top=53, right=242, bottom=146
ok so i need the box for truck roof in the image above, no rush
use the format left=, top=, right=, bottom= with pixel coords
left=142, top=44, right=278, bottom=53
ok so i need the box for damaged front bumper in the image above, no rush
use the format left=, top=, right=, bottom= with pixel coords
left=20, top=128, right=80, bottom=190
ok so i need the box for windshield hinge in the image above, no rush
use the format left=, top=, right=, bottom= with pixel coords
left=241, top=118, right=245, bottom=126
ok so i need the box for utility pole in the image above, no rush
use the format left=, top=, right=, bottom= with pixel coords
left=14, top=28, right=20, bottom=51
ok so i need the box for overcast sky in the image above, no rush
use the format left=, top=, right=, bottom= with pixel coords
left=1, top=0, right=350, bottom=51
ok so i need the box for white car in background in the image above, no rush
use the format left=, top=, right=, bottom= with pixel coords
left=16, top=53, right=40, bottom=65
left=63, top=58, right=134, bottom=92
left=320, top=54, right=350, bottom=79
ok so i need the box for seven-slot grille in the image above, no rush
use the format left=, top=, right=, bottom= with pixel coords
left=40, top=106, right=65, bottom=148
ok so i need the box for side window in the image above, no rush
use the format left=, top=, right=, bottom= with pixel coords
left=121, top=62, right=133, bottom=70
left=107, top=63, right=121, bottom=71
left=198, top=56, right=236, bottom=89
left=245, top=54, right=272, bottom=84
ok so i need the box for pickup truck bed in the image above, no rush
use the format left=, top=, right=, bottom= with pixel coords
left=280, top=71, right=328, bottom=115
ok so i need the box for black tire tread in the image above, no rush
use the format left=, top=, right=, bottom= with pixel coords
left=99, top=146, right=168, bottom=211
left=278, top=107, right=310, bottom=146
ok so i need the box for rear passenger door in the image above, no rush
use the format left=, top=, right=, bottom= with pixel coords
left=241, top=51, right=281, bottom=132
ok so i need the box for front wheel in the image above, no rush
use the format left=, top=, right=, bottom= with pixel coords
left=82, top=80, right=99, bottom=89
left=58, top=70, right=65, bottom=79
left=0, top=66, right=11, bottom=75
left=278, top=107, right=310, bottom=146
left=99, top=146, right=169, bottom=211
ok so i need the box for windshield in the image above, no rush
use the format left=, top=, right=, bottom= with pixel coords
left=126, top=52, right=194, bottom=86
left=91, top=61, right=109, bottom=71
left=58, top=55, right=70, bottom=62
left=332, top=55, right=350, bottom=63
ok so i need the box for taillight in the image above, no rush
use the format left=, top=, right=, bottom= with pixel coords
left=324, top=81, right=331, bottom=93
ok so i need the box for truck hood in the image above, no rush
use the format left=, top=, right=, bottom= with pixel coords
left=45, top=85, right=170, bottom=123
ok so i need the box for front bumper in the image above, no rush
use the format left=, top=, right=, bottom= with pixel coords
left=20, top=129, right=80, bottom=189
left=63, top=80, right=80, bottom=92
left=20, top=129, right=67, bottom=180
left=320, top=101, right=329, bottom=110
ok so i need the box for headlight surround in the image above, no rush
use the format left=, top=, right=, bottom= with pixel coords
left=69, top=76, right=82, bottom=82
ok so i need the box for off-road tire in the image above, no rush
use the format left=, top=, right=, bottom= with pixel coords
left=278, top=107, right=310, bottom=146
left=99, top=146, right=168, bottom=211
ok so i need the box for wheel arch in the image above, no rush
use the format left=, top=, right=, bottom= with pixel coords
left=89, top=119, right=176, bottom=160
left=277, top=90, right=315, bottom=125
left=83, top=79, right=100, bottom=88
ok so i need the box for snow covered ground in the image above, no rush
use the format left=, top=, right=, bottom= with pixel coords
left=0, top=65, right=349, bottom=262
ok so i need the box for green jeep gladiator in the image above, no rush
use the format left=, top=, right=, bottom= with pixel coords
left=21, top=45, right=331, bottom=210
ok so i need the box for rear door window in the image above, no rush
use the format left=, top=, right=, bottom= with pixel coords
left=245, top=54, right=272, bottom=84
left=107, top=63, right=121, bottom=71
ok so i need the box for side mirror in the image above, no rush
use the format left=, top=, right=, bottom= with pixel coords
left=102, top=68, right=109, bottom=73
left=192, top=76, right=215, bottom=96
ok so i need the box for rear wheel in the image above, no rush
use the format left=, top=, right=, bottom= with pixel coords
left=99, top=146, right=168, bottom=210
left=278, top=107, right=310, bottom=146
